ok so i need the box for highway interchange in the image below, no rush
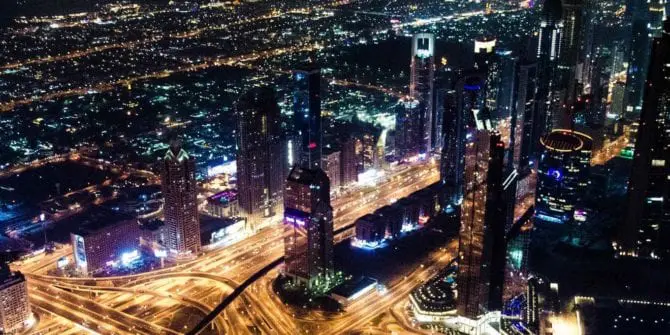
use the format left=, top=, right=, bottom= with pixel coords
left=14, top=159, right=448, bottom=334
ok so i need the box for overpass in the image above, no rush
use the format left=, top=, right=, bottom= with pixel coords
left=186, top=257, right=284, bottom=335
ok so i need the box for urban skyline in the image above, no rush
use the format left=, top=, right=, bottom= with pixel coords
left=0, top=0, right=669, bottom=334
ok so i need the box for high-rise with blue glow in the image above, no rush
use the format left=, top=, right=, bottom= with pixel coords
left=535, top=129, right=592, bottom=224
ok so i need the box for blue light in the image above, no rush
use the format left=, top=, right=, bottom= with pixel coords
left=464, top=84, right=481, bottom=91
left=548, top=168, right=562, bottom=181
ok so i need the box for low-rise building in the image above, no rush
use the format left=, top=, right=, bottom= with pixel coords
left=71, top=208, right=142, bottom=275
left=205, top=189, right=240, bottom=218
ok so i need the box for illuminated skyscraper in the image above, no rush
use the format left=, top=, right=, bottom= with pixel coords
left=235, top=87, right=285, bottom=228
left=410, top=33, right=435, bottom=153
left=457, top=111, right=507, bottom=318
left=293, top=65, right=322, bottom=169
left=339, top=135, right=358, bottom=187
left=511, top=61, right=540, bottom=171
left=618, top=20, right=670, bottom=260
left=536, top=0, right=563, bottom=132
left=283, top=167, right=334, bottom=288
left=442, top=73, right=486, bottom=206
left=535, top=129, right=592, bottom=224
left=160, top=141, right=201, bottom=256
left=0, top=265, right=31, bottom=334
left=624, top=0, right=667, bottom=115
left=474, top=36, right=501, bottom=114
left=495, top=49, right=518, bottom=123
left=557, top=0, right=584, bottom=104
left=395, top=98, right=423, bottom=160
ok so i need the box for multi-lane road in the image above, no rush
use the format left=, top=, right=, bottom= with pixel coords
left=16, top=160, right=441, bottom=334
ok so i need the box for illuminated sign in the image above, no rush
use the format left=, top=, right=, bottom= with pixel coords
left=474, top=39, right=497, bottom=54
left=207, top=160, right=237, bottom=177
left=285, top=214, right=307, bottom=227
left=73, top=235, right=87, bottom=271
left=573, top=210, right=587, bottom=222
left=153, top=248, right=167, bottom=258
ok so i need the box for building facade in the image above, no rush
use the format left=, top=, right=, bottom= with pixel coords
left=283, top=167, right=334, bottom=289
left=618, top=20, right=670, bottom=259
left=0, top=266, right=31, bottom=334
left=395, top=98, right=424, bottom=161
left=410, top=33, right=435, bottom=154
left=293, top=65, right=322, bottom=169
left=457, top=113, right=507, bottom=318
left=160, top=142, right=201, bottom=256
left=322, top=150, right=341, bottom=190
left=71, top=209, right=142, bottom=274
left=235, top=87, right=285, bottom=228
left=535, top=129, right=592, bottom=224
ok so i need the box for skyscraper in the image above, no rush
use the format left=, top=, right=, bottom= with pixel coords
left=283, top=166, right=334, bottom=288
left=235, top=87, right=285, bottom=229
left=536, top=0, right=563, bottom=132
left=535, top=129, right=592, bottom=224
left=618, top=20, right=670, bottom=260
left=557, top=0, right=584, bottom=104
left=442, top=73, right=486, bottom=206
left=161, top=141, right=201, bottom=256
left=624, top=0, right=666, bottom=115
left=339, top=135, right=358, bottom=187
left=0, top=265, right=31, bottom=334
left=457, top=111, right=507, bottom=318
left=395, top=98, right=423, bottom=161
left=495, top=49, right=518, bottom=123
left=410, top=33, right=435, bottom=154
left=511, top=60, right=540, bottom=171
left=474, top=36, right=501, bottom=114
left=293, top=65, right=322, bottom=169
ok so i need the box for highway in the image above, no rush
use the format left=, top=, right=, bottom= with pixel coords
left=19, top=160, right=440, bottom=334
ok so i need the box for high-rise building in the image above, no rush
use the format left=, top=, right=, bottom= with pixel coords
left=339, top=135, right=358, bottom=187
left=161, top=141, right=201, bottom=256
left=511, top=60, right=540, bottom=171
left=293, top=65, right=322, bottom=169
left=618, top=20, right=670, bottom=260
left=442, top=73, right=486, bottom=206
left=235, top=87, right=285, bottom=228
left=395, top=98, right=423, bottom=161
left=433, top=63, right=456, bottom=151
left=557, top=0, right=584, bottom=103
left=457, top=111, right=507, bottom=318
left=495, top=49, right=518, bottom=123
left=474, top=36, right=501, bottom=113
left=410, top=33, right=435, bottom=154
left=624, top=0, right=666, bottom=116
left=609, top=80, right=626, bottom=120
left=321, top=149, right=341, bottom=190
left=283, top=167, right=334, bottom=288
left=0, top=265, right=31, bottom=334
left=535, top=129, right=592, bottom=224
left=536, top=0, right=564, bottom=132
